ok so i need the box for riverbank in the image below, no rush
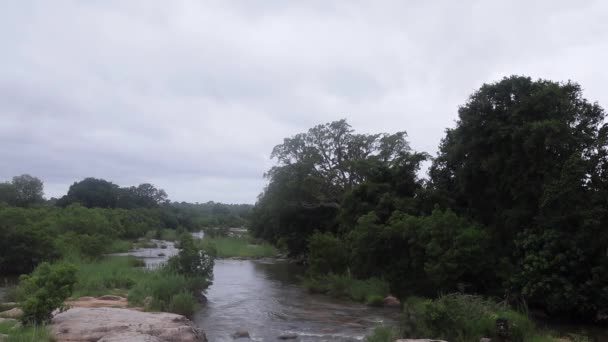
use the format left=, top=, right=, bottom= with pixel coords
left=199, top=236, right=279, bottom=258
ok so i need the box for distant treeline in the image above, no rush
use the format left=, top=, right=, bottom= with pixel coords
left=250, top=76, right=608, bottom=322
left=0, top=175, right=251, bottom=274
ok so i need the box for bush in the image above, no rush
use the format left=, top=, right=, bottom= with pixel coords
left=302, top=274, right=390, bottom=304
left=19, top=262, right=77, bottom=324
left=168, top=291, right=197, bottom=317
left=167, top=234, right=214, bottom=281
left=307, top=232, right=349, bottom=276
left=401, top=294, right=538, bottom=342
left=365, top=326, right=399, bottom=342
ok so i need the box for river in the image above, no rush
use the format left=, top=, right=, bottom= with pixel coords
left=120, top=236, right=399, bottom=341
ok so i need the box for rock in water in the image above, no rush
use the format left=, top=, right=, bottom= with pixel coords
left=383, top=295, right=401, bottom=307
left=232, top=328, right=250, bottom=339
left=277, top=332, right=298, bottom=339
left=52, top=307, right=206, bottom=342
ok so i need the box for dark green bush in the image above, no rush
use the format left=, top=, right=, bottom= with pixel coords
left=401, top=294, right=537, bottom=342
left=168, top=291, right=197, bottom=317
left=307, top=231, right=349, bottom=276
left=19, top=262, right=77, bottom=324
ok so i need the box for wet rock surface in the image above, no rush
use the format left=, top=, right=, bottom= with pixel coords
left=52, top=307, right=206, bottom=342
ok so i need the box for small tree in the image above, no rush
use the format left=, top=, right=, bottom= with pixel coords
left=19, top=262, right=77, bottom=324
left=168, top=234, right=214, bottom=281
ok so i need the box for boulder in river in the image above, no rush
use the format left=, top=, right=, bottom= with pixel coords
left=232, top=328, right=250, bottom=339
left=52, top=307, right=206, bottom=342
left=277, top=332, right=298, bottom=339
left=383, top=295, right=401, bottom=307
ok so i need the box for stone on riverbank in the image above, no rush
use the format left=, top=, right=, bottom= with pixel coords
left=52, top=307, right=206, bottom=342
left=383, top=295, right=401, bottom=307
left=0, top=308, right=22, bottom=318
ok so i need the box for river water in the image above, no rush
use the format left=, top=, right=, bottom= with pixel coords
left=194, top=259, right=399, bottom=341
left=118, top=236, right=399, bottom=341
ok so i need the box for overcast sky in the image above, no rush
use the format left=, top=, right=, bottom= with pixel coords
left=1, top=1, right=607, bottom=203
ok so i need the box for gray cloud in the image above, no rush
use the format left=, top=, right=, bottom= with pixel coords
left=1, top=0, right=607, bottom=203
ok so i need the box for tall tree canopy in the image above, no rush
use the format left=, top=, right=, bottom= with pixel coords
left=58, top=178, right=168, bottom=209
left=0, top=174, right=44, bottom=207
left=251, top=119, right=428, bottom=254
left=429, top=76, right=608, bottom=317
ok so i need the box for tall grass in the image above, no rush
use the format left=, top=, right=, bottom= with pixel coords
left=107, top=239, right=133, bottom=253
left=67, top=256, right=202, bottom=317
left=401, top=294, right=560, bottom=342
left=0, top=320, right=54, bottom=342
left=302, top=274, right=390, bottom=305
left=199, top=236, right=277, bottom=258
left=365, top=326, right=399, bottom=342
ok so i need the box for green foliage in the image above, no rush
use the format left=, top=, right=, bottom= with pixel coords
left=199, top=236, right=277, bottom=258
left=167, top=234, right=214, bottom=281
left=19, top=262, right=77, bottom=324
left=306, top=232, right=349, bottom=276
left=429, top=76, right=608, bottom=318
left=168, top=291, right=198, bottom=317
left=365, top=326, right=399, bottom=342
left=349, top=209, right=492, bottom=297
left=302, top=274, right=389, bottom=304
left=127, top=271, right=202, bottom=318
left=250, top=119, right=428, bottom=255
left=71, top=256, right=143, bottom=297
left=402, top=294, right=539, bottom=342
left=0, top=320, right=54, bottom=342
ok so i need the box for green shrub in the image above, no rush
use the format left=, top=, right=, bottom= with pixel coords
left=0, top=321, right=54, bottom=342
left=307, top=232, right=349, bottom=276
left=366, top=295, right=385, bottom=306
left=365, top=326, right=398, bottom=342
left=167, top=234, right=213, bottom=281
left=19, top=262, right=77, bottom=324
left=401, top=294, right=539, bottom=342
left=168, top=291, right=197, bottom=317
left=302, top=274, right=390, bottom=304
left=71, top=256, right=143, bottom=297
left=199, top=236, right=277, bottom=258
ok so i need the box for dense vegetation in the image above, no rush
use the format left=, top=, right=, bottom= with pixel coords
left=0, top=177, right=251, bottom=275
left=251, top=76, right=608, bottom=323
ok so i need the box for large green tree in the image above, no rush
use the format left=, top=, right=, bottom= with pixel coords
left=430, top=76, right=608, bottom=318
left=0, top=174, right=44, bottom=207
left=251, top=119, right=427, bottom=255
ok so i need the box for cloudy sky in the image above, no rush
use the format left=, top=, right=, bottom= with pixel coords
left=1, top=1, right=607, bottom=203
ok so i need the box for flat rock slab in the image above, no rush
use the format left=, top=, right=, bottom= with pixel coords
left=52, top=307, right=206, bottom=342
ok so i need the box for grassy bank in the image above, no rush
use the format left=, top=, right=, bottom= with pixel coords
left=0, top=320, right=53, bottom=342
left=364, top=293, right=589, bottom=342
left=67, top=255, right=206, bottom=317
left=303, top=274, right=390, bottom=306
left=199, top=236, right=278, bottom=258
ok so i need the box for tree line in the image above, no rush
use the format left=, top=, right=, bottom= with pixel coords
left=0, top=176, right=252, bottom=275
left=250, top=76, right=608, bottom=322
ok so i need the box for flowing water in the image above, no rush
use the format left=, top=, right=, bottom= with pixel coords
left=116, top=234, right=399, bottom=341
left=193, top=259, right=399, bottom=342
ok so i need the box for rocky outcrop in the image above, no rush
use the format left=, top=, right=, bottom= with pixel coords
left=383, top=295, right=401, bottom=307
left=52, top=307, right=206, bottom=342
left=0, top=308, right=22, bottom=318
